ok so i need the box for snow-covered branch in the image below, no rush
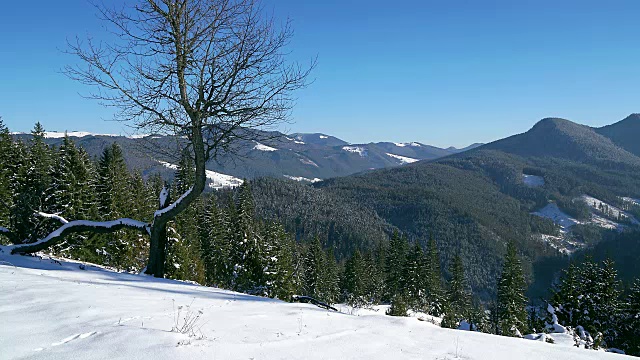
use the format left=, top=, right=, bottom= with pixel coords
left=154, top=186, right=193, bottom=218
left=8, top=218, right=150, bottom=255
left=0, top=227, right=9, bottom=234
left=36, top=211, right=69, bottom=225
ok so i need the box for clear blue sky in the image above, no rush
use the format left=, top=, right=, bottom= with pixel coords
left=1, top=1, right=640, bottom=147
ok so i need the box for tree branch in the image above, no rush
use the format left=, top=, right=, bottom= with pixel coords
left=7, top=219, right=150, bottom=255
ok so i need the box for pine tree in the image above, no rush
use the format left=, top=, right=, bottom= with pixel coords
left=496, top=241, right=528, bottom=337
left=425, top=234, right=444, bottom=316
left=385, top=231, right=408, bottom=301
left=303, top=237, right=326, bottom=300
left=621, top=279, right=640, bottom=356
left=404, top=241, right=426, bottom=310
left=343, top=249, right=367, bottom=306
left=12, top=123, right=56, bottom=243
left=0, top=119, right=15, bottom=243
left=321, top=248, right=340, bottom=304
left=442, top=254, right=471, bottom=329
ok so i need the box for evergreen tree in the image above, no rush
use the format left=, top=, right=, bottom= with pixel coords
left=425, top=234, right=444, bottom=316
left=385, top=231, right=408, bottom=301
left=343, top=249, right=367, bottom=306
left=404, top=241, right=426, bottom=310
left=496, top=241, right=528, bottom=337
left=303, top=237, right=326, bottom=300
left=442, top=254, right=471, bottom=329
left=621, top=279, right=640, bottom=356
left=0, top=119, right=15, bottom=243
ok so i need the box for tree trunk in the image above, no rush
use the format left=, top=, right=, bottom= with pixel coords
left=145, top=187, right=170, bottom=278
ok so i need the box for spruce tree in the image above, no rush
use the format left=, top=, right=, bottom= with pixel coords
left=442, top=254, right=471, bottom=329
left=404, top=241, right=426, bottom=310
left=425, top=234, right=444, bottom=316
left=385, top=231, right=408, bottom=301
left=621, top=279, right=640, bottom=356
left=496, top=241, right=528, bottom=337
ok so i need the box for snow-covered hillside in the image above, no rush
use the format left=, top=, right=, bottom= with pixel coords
left=386, top=153, right=419, bottom=164
left=158, top=161, right=243, bottom=189
left=0, top=252, right=630, bottom=360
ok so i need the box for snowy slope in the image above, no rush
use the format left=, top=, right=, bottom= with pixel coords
left=158, top=161, right=243, bottom=189
left=0, top=252, right=630, bottom=360
left=386, top=153, right=419, bottom=164
left=522, top=174, right=545, bottom=187
left=532, top=203, right=581, bottom=231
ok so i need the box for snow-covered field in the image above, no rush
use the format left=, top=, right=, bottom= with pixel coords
left=532, top=203, right=581, bottom=231
left=254, top=141, right=278, bottom=152
left=158, top=161, right=243, bottom=189
left=342, top=146, right=367, bottom=157
left=0, top=251, right=630, bottom=360
left=386, top=153, right=419, bottom=164
left=522, top=174, right=545, bottom=187
left=283, top=175, right=323, bottom=183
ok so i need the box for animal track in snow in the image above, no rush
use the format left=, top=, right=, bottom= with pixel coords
left=51, top=331, right=97, bottom=346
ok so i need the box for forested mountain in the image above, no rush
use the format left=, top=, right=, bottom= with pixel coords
left=249, top=115, right=640, bottom=301
left=12, top=130, right=480, bottom=184
left=596, top=113, right=640, bottom=157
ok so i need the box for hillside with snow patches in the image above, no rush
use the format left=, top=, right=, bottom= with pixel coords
left=11, top=130, right=480, bottom=183
left=0, top=251, right=630, bottom=360
left=524, top=172, right=640, bottom=253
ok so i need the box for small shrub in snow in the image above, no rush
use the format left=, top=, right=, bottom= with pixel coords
left=171, top=299, right=205, bottom=338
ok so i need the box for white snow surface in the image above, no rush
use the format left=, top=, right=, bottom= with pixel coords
left=579, top=195, right=639, bottom=225
left=205, top=170, right=244, bottom=190
left=342, top=146, right=367, bottom=157
left=283, top=175, right=323, bottom=183
left=532, top=203, right=580, bottom=231
left=0, top=253, right=629, bottom=360
left=158, top=161, right=243, bottom=190
left=386, top=153, right=419, bottom=164
left=319, top=135, right=328, bottom=139
left=522, top=174, right=545, bottom=187
left=622, top=197, right=640, bottom=206
left=253, top=141, right=278, bottom=152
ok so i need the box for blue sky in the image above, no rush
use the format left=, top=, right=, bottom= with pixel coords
left=1, top=1, right=640, bottom=147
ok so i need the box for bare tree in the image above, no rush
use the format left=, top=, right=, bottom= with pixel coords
left=5, top=0, right=313, bottom=277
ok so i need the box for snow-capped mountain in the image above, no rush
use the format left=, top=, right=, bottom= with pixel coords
left=12, top=130, right=481, bottom=185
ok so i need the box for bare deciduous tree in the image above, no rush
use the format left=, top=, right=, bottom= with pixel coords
left=5, top=0, right=313, bottom=278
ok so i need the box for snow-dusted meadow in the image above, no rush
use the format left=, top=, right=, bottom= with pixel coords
left=0, top=250, right=631, bottom=360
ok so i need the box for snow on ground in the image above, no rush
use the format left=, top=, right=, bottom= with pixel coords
left=386, top=153, right=419, bottom=164
left=158, top=161, right=243, bottom=190
left=342, top=146, right=367, bottom=157
left=622, top=197, right=640, bottom=207
left=579, top=195, right=639, bottom=225
left=42, top=131, right=117, bottom=138
left=253, top=141, right=278, bottom=152
left=533, top=233, right=582, bottom=255
left=532, top=203, right=581, bottom=231
left=0, top=252, right=630, bottom=360
left=522, top=174, right=545, bottom=187
left=283, top=175, right=322, bottom=183
left=319, top=135, right=328, bottom=139
left=204, top=170, right=243, bottom=190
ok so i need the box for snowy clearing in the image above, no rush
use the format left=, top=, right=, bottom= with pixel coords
left=0, top=252, right=630, bottom=360
left=522, top=174, right=545, bottom=187
left=253, top=141, right=278, bottom=152
left=342, top=146, right=367, bottom=157
left=579, top=195, right=639, bottom=225
left=622, top=197, right=640, bottom=206
left=386, top=153, right=419, bottom=164
left=158, top=161, right=243, bottom=189
left=283, top=175, right=323, bottom=183
left=532, top=203, right=581, bottom=231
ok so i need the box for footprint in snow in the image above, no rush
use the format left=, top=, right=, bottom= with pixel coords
left=51, top=331, right=98, bottom=346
